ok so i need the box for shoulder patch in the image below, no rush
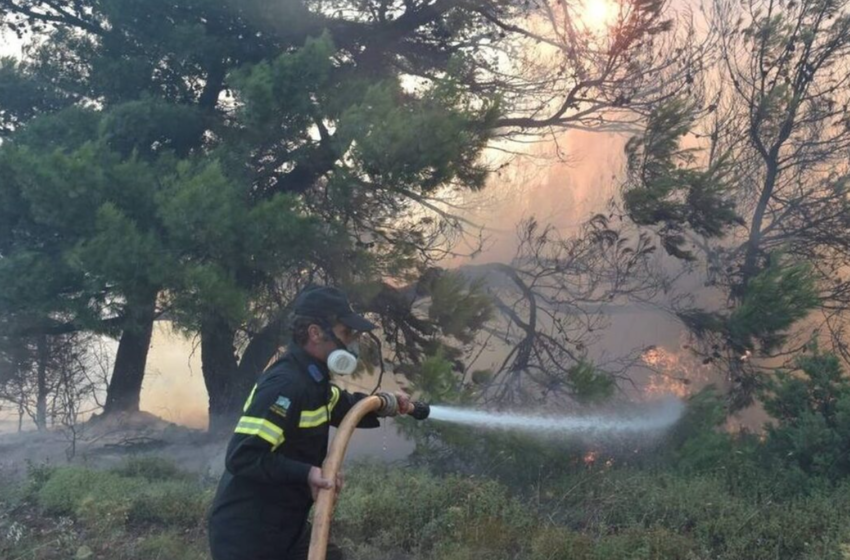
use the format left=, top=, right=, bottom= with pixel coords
left=308, top=364, right=324, bottom=383
left=269, top=395, right=291, bottom=419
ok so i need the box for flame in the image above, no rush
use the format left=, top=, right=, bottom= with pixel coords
left=641, top=345, right=709, bottom=399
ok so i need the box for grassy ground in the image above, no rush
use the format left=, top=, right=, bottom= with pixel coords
left=3, top=456, right=850, bottom=560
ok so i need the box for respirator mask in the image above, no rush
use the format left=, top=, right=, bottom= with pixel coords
left=324, top=327, right=361, bottom=376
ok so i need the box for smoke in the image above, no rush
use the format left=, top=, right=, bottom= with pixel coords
left=448, top=129, right=630, bottom=265
left=136, top=127, right=707, bottom=433
left=141, top=323, right=208, bottom=430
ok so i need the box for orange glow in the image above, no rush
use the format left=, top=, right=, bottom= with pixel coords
left=641, top=346, right=709, bottom=399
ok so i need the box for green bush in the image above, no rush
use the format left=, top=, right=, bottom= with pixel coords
left=35, top=463, right=211, bottom=532
left=112, top=456, right=189, bottom=482
left=14, top=446, right=850, bottom=560
left=135, top=532, right=207, bottom=560
left=762, top=351, right=850, bottom=481
left=37, top=467, right=145, bottom=516
left=530, top=527, right=594, bottom=560
left=127, top=480, right=212, bottom=529
left=594, top=527, right=695, bottom=560
left=24, top=459, right=57, bottom=498
left=336, top=463, right=533, bottom=557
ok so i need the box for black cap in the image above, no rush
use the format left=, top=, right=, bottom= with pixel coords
left=293, top=286, right=377, bottom=332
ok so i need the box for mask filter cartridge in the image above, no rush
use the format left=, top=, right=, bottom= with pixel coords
left=327, top=349, right=358, bottom=376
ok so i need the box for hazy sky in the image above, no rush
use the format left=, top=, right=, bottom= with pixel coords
left=0, top=30, right=23, bottom=58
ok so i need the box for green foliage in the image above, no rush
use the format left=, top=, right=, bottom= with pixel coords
left=0, top=99, right=323, bottom=337
left=530, top=528, right=594, bottom=560
left=23, top=460, right=57, bottom=498
left=99, top=97, right=205, bottom=158
left=728, top=258, right=819, bottom=353
left=127, top=480, right=211, bottom=529
left=762, top=350, right=850, bottom=480
left=663, top=386, right=743, bottom=473
left=532, top=526, right=702, bottom=560
left=157, top=159, right=319, bottom=328
left=0, top=0, right=506, bottom=417
left=336, top=78, right=497, bottom=192
left=677, top=256, right=818, bottom=357
left=408, top=417, right=591, bottom=488
left=9, top=106, right=99, bottom=151
left=335, top=463, right=534, bottom=557
left=567, top=361, right=616, bottom=404
left=412, top=349, right=465, bottom=403
left=624, top=98, right=740, bottom=260
left=111, top=456, right=189, bottom=482
left=35, top=459, right=211, bottom=531
left=229, top=32, right=336, bottom=137
left=8, top=449, right=850, bottom=560
left=0, top=57, right=73, bottom=135
left=336, top=462, right=850, bottom=560
left=592, top=527, right=696, bottom=560
left=135, top=532, right=207, bottom=560
left=426, top=271, right=494, bottom=344
left=37, top=467, right=146, bottom=534
left=0, top=119, right=174, bottom=335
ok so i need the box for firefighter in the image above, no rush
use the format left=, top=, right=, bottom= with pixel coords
left=209, top=286, right=411, bottom=560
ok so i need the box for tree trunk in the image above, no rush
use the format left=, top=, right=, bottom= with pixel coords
left=202, top=315, right=243, bottom=433
left=204, top=312, right=292, bottom=433
left=741, top=160, right=779, bottom=293
left=35, top=334, right=48, bottom=431
left=103, top=290, right=158, bottom=415
left=237, top=314, right=290, bottom=379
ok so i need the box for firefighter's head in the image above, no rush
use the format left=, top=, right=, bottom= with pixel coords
left=291, top=286, right=376, bottom=374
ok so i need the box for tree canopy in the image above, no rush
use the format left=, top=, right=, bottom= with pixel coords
left=0, top=0, right=694, bottom=427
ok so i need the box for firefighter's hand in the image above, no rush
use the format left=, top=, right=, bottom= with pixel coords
left=335, top=471, right=345, bottom=498
left=395, top=392, right=413, bottom=415
left=308, top=466, right=334, bottom=501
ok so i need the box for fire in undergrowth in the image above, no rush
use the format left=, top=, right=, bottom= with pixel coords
left=640, top=345, right=710, bottom=399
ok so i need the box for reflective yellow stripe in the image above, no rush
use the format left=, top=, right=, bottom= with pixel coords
left=329, top=386, right=340, bottom=411
left=235, top=416, right=285, bottom=449
left=242, top=384, right=258, bottom=413
left=299, top=409, right=329, bottom=428
left=299, top=386, right=341, bottom=428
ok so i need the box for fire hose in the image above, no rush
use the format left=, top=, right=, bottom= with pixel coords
left=308, top=395, right=430, bottom=560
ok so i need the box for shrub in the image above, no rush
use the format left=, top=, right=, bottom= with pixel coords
left=112, top=456, right=189, bottom=482
left=36, top=463, right=211, bottom=532
left=37, top=467, right=145, bottom=516
left=135, top=532, right=207, bottom=560
left=24, top=459, right=57, bottom=498
left=762, top=351, right=850, bottom=481
left=336, top=463, right=533, bottom=557
left=530, top=527, right=594, bottom=560
left=594, top=526, right=696, bottom=560
left=127, top=480, right=212, bottom=529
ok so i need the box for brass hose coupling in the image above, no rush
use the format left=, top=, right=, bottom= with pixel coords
left=375, top=392, right=399, bottom=417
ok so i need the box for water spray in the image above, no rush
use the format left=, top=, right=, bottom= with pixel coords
left=308, top=396, right=681, bottom=559
left=427, top=398, right=684, bottom=438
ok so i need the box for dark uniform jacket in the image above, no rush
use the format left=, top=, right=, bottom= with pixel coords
left=209, top=345, right=379, bottom=560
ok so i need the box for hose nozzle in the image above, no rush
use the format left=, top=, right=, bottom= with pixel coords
left=408, top=401, right=430, bottom=420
